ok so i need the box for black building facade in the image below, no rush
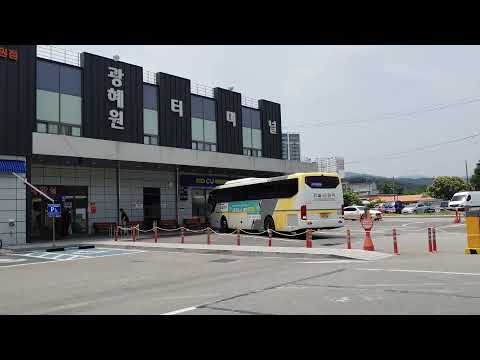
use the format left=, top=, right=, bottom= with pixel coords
left=0, top=45, right=313, bottom=246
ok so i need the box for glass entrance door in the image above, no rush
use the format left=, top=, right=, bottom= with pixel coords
left=144, top=187, right=161, bottom=230
left=192, top=189, right=211, bottom=222
left=31, top=185, right=88, bottom=241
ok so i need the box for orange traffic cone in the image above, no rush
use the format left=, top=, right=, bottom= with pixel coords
left=361, top=212, right=375, bottom=251
left=363, top=229, right=375, bottom=251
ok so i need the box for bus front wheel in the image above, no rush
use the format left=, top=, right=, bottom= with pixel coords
left=264, top=216, right=275, bottom=232
left=220, top=217, right=229, bottom=233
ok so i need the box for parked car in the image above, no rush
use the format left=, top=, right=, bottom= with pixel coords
left=373, top=203, right=385, bottom=213
left=401, top=203, right=428, bottom=214
left=343, top=205, right=382, bottom=221
left=382, top=202, right=396, bottom=214
left=440, top=201, right=449, bottom=210
left=448, top=191, right=480, bottom=211
left=394, top=201, right=405, bottom=213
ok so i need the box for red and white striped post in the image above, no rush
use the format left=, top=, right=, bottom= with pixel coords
left=346, top=229, right=351, bottom=249
left=432, top=227, right=437, bottom=252
left=207, top=227, right=211, bottom=245
left=393, top=228, right=399, bottom=255
left=306, top=229, right=313, bottom=248
left=268, top=228, right=272, bottom=247
left=132, top=225, right=136, bottom=242
left=428, top=227, right=433, bottom=253
left=454, top=209, right=461, bottom=224
left=181, top=227, right=185, bottom=244
left=236, top=228, right=240, bottom=246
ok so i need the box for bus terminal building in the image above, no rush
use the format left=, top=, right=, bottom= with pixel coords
left=0, top=45, right=316, bottom=245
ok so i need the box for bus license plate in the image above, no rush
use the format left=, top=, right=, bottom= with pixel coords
left=321, top=213, right=329, bottom=218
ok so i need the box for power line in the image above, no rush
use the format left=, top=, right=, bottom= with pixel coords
left=345, top=131, right=480, bottom=166
left=284, top=95, right=480, bottom=131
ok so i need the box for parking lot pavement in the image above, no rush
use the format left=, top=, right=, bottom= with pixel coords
left=0, top=254, right=54, bottom=267
left=0, top=216, right=475, bottom=315
left=0, top=247, right=145, bottom=268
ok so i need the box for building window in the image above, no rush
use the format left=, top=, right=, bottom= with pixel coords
left=143, top=84, right=159, bottom=145
left=36, top=60, right=82, bottom=136
left=191, top=95, right=217, bottom=152
left=242, top=107, right=262, bottom=157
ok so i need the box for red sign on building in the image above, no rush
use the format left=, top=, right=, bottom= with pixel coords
left=0, top=47, right=18, bottom=61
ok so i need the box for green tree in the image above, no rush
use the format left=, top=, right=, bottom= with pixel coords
left=382, top=182, right=394, bottom=194
left=343, top=188, right=362, bottom=207
left=471, top=162, right=480, bottom=191
left=366, top=199, right=383, bottom=209
left=426, top=176, right=472, bottom=200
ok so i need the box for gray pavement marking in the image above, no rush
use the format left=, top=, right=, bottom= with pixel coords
left=297, top=260, right=362, bottom=264
left=355, top=268, right=480, bottom=276
left=165, top=267, right=347, bottom=315
left=201, top=305, right=271, bottom=315
left=383, top=289, right=480, bottom=300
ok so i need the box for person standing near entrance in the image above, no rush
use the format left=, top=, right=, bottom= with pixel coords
left=64, top=208, right=72, bottom=236
left=120, top=208, right=129, bottom=227
left=120, top=208, right=130, bottom=237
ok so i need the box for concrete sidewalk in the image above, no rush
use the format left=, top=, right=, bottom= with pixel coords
left=85, top=239, right=393, bottom=261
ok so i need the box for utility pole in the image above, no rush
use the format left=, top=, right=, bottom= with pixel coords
left=392, top=176, right=396, bottom=201
left=465, top=160, right=469, bottom=184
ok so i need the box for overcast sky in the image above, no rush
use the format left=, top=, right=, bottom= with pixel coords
left=61, top=45, right=480, bottom=178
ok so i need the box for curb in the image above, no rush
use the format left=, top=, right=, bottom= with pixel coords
left=10, top=243, right=96, bottom=253
left=45, top=244, right=95, bottom=252
left=87, top=241, right=392, bottom=261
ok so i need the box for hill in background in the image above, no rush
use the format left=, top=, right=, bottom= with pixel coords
left=343, top=172, right=434, bottom=194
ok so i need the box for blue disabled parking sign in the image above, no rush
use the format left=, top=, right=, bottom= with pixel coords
left=47, top=204, right=61, bottom=218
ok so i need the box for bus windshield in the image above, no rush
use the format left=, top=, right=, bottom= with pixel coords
left=305, top=176, right=339, bottom=189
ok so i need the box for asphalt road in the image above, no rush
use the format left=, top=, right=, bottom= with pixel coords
left=0, top=217, right=476, bottom=315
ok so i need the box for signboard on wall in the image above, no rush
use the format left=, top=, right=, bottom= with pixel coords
left=180, top=175, right=232, bottom=188
left=179, top=187, right=188, bottom=201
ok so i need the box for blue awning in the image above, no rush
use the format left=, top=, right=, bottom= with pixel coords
left=0, top=160, right=26, bottom=173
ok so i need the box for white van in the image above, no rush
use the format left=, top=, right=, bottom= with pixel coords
left=448, top=191, right=480, bottom=210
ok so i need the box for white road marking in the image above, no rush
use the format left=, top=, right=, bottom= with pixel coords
left=162, top=306, right=198, bottom=315
left=0, top=258, right=26, bottom=263
left=355, top=283, right=445, bottom=287
left=297, top=260, right=359, bottom=264
left=356, top=268, right=480, bottom=276
left=335, top=297, right=351, bottom=303
left=400, top=221, right=426, bottom=228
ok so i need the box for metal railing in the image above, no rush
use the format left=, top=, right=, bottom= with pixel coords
left=37, top=45, right=260, bottom=108
left=242, top=96, right=259, bottom=109
left=143, top=70, right=156, bottom=85
left=191, top=82, right=215, bottom=98
left=37, top=45, right=81, bottom=67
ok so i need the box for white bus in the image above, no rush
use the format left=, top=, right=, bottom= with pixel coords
left=207, top=172, right=344, bottom=234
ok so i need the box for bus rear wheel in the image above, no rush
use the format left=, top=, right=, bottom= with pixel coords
left=264, top=216, right=275, bottom=233
left=220, top=217, right=229, bottom=233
